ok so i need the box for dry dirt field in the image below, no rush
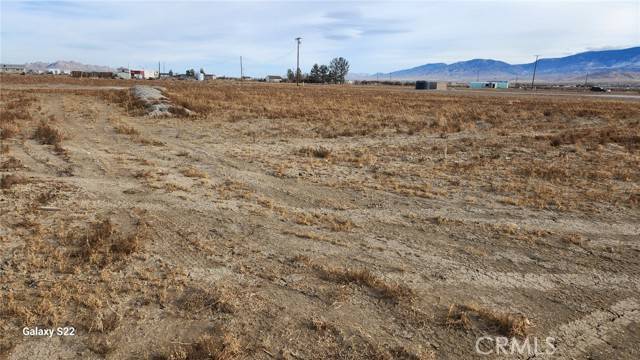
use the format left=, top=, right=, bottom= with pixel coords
left=1, top=75, right=639, bottom=359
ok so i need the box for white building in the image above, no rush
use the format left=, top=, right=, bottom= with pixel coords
left=265, top=75, right=283, bottom=83
left=144, top=70, right=159, bottom=79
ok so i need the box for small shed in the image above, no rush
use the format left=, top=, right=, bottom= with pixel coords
left=415, top=81, right=447, bottom=90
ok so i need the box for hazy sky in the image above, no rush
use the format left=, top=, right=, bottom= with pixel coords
left=1, top=0, right=638, bottom=76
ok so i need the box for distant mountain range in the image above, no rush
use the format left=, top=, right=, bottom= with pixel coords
left=350, top=46, right=640, bottom=82
left=25, top=60, right=113, bottom=73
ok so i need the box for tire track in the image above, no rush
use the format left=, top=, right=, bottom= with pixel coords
left=547, top=299, right=640, bottom=358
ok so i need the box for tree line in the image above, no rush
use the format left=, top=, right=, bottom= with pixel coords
left=286, top=57, right=350, bottom=84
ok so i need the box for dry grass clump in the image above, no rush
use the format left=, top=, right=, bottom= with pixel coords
left=327, top=217, right=355, bottom=232
left=154, top=333, right=240, bottom=360
left=287, top=211, right=355, bottom=232
left=1, top=173, right=27, bottom=189
left=176, top=286, right=235, bottom=314
left=1, top=92, right=34, bottom=139
left=181, top=166, right=209, bottom=178
left=297, top=145, right=332, bottom=158
left=164, top=182, right=190, bottom=193
left=299, top=258, right=413, bottom=303
left=113, top=123, right=140, bottom=135
left=562, top=233, right=585, bottom=245
left=101, top=89, right=147, bottom=116
left=549, top=126, right=640, bottom=150
left=0, top=122, right=20, bottom=139
left=0, top=156, right=23, bottom=170
left=33, top=121, right=63, bottom=145
left=68, top=218, right=146, bottom=266
left=446, top=303, right=530, bottom=337
left=135, top=136, right=165, bottom=146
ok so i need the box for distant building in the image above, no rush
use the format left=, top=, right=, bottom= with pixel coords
left=265, top=75, right=283, bottom=83
left=47, top=69, right=62, bottom=75
left=1, top=64, right=25, bottom=74
left=144, top=70, right=159, bottom=79
left=130, top=69, right=158, bottom=80
left=469, top=81, right=509, bottom=89
left=71, top=71, right=113, bottom=78
left=130, top=70, right=144, bottom=79
left=415, top=81, right=447, bottom=90
left=204, top=74, right=216, bottom=80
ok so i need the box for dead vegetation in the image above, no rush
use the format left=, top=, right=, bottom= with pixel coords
left=101, top=89, right=147, bottom=116
left=297, top=145, right=332, bottom=158
left=176, top=286, right=235, bottom=315
left=446, top=303, right=530, bottom=337
left=156, top=82, right=639, bottom=212
left=295, top=256, right=414, bottom=303
left=152, top=332, right=241, bottom=360
left=0, top=91, right=34, bottom=139
left=0, top=156, right=23, bottom=170
left=60, top=217, right=148, bottom=268
left=549, top=126, right=640, bottom=150
left=113, top=122, right=140, bottom=135
left=33, top=121, right=63, bottom=145
left=181, top=166, right=208, bottom=178
left=0, top=173, right=27, bottom=189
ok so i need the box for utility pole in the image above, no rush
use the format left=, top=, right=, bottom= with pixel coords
left=584, top=72, right=589, bottom=88
left=158, top=61, right=161, bottom=78
left=476, top=70, right=480, bottom=82
left=531, top=55, right=540, bottom=90
left=295, top=37, right=302, bottom=86
left=240, top=56, right=243, bottom=82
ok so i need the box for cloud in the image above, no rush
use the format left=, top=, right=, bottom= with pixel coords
left=318, top=8, right=408, bottom=41
left=18, top=0, right=116, bottom=18
left=64, top=42, right=106, bottom=51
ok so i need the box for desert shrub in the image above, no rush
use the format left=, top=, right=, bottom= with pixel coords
left=33, top=121, right=63, bottom=145
left=0, top=174, right=27, bottom=189
left=297, top=146, right=332, bottom=158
